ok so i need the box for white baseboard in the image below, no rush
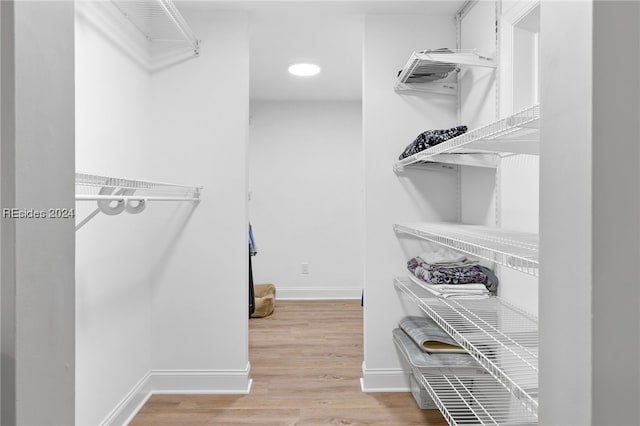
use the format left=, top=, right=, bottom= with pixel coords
left=101, top=363, right=252, bottom=426
left=277, top=286, right=362, bottom=300
left=360, top=362, right=410, bottom=392
left=101, top=371, right=153, bottom=426
left=150, top=366, right=253, bottom=394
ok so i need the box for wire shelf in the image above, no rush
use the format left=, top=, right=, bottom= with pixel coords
left=75, top=173, right=202, bottom=230
left=75, top=172, right=202, bottom=198
left=394, top=105, right=540, bottom=171
left=394, top=222, right=539, bottom=276
left=112, top=0, right=200, bottom=55
left=394, top=277, right=539, bottom=417
left=419, top=373, right=538, bottom=425
left=395, top=49, right=495, bottom=94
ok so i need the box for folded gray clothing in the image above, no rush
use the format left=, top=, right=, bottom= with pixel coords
left=393, top=328, right=479, bottom=369
left=399, top=316, right=466, bottom=353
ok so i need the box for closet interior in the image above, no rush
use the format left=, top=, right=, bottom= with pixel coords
left=8, top=0, right=640, bottom=424
left=72, top=0, right=542, bottom=424
left=16, top=0, right=634, bottom=424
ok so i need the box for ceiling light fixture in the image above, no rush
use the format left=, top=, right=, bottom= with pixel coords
left=288, top=63, right=321, bottom=77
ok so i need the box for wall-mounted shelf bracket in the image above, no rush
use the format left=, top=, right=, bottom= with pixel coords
left=75, top=173, right=202, bottom=231
left=112, top=0, right=201, bottom=56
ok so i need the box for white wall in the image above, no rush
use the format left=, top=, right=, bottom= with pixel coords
left=0, top=2, right=13, bottom=421
left=75, top=3, right=250, bottom=424
left=590, top=2, right=640, bottom=424
left=75, top=2, right=155, bottom=424
left=1, top=2, right=76, bottom=425
left=149, top=6, right=250, bottom=384
left=539, top=2, right=593, bottom=423
left=362, top=14, right=458, bottom=390
left=248, top=100, right=363, bottom=299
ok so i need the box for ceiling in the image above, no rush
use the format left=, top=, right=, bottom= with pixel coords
left=181, top=1, right=465, bottom=101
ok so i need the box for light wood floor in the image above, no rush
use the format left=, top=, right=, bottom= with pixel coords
left=130, top=300, right=447, bottom=425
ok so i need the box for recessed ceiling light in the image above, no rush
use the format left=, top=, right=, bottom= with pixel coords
left=288, top=63, right=321, bottom=77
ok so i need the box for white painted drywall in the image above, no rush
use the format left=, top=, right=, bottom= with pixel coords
left=590, top=2, right=640, bottom=424
left=248, top=100, right=363, bottom=299
left=5, top=2, right=75, bottom=425
left=75, top=4, right=251, bottom=423
left=149, top=8, right=250, bottom=378
left=458, top=1, right=498, bottom=232
left=0, top=2, right=14, bottom=422
left=539, top=1, right=593, bottom=423
left=74, top=2, right=156, bottom=424
left=362, top=14, right=458, bottom=389
left=459, top=0, right=498, bottom=130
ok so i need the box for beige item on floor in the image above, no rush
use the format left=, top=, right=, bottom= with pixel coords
left=251, top=283, right=276, bottom=318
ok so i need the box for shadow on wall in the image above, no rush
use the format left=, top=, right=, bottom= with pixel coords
left=148, top=202, right=199, bottom=286
left=396, top=167, right=458, bottom=222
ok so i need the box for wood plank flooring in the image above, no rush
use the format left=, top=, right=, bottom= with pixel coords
left=130, top=300, right=447, bottom=425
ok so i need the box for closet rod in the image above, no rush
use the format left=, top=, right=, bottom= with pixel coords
left=76, top=195, right=200, bottom=202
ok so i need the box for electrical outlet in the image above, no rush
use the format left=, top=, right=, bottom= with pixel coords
left=301, top=262, right=309, bottom=274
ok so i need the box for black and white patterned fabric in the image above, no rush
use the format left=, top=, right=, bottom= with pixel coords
left=398, top=125, right=468, bottom=160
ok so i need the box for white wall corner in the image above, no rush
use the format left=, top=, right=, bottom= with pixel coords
left=100, top=371, right=153, bottom=426
left=276, top=287, right=362, bottom=300
left=360, top=362, right=410, bottom=392
left=75, top=0, right=151, bottom=70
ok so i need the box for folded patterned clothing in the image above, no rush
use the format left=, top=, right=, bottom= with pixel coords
left=407, top=254, right=499, bottom=292
left=408, top=271, right=489, bottom=299
left=398, top=125, right=468, bottom=160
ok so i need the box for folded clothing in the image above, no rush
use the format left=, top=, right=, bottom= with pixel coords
left=409, top=271, right=490, bottom=297
left=407, top=255, right=498, bottom=292
left=398, top=126, right=468, bottom=160
left=415, top=247, right=470, bottom=266
left=399, top=316, right=466, bottom=354
left=398, top=48, right=458, bottom=83
left=393, top=328, right=479, bottom=369
left=408, top=272, right=489, bottom=299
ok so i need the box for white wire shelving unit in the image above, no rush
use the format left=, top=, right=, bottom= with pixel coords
left=417, top=373, right=538, bottom=425
left=394, top=277, right=539, bottom=419
left=112, top=0, right=200, bottom=56
left=394, top=222, right=539, bottom=277
left=394, top=104, right=540, bottom=171
left=395, top=49, right=496, bottom=95
left=75, top=173, right=202, bottom=231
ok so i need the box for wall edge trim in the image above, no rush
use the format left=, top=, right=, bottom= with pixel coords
left=276, top=286, right=361, bottom=300
left=360, top=363, right=410, bottom=392
left=100, top=364, right=252, bottom=425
